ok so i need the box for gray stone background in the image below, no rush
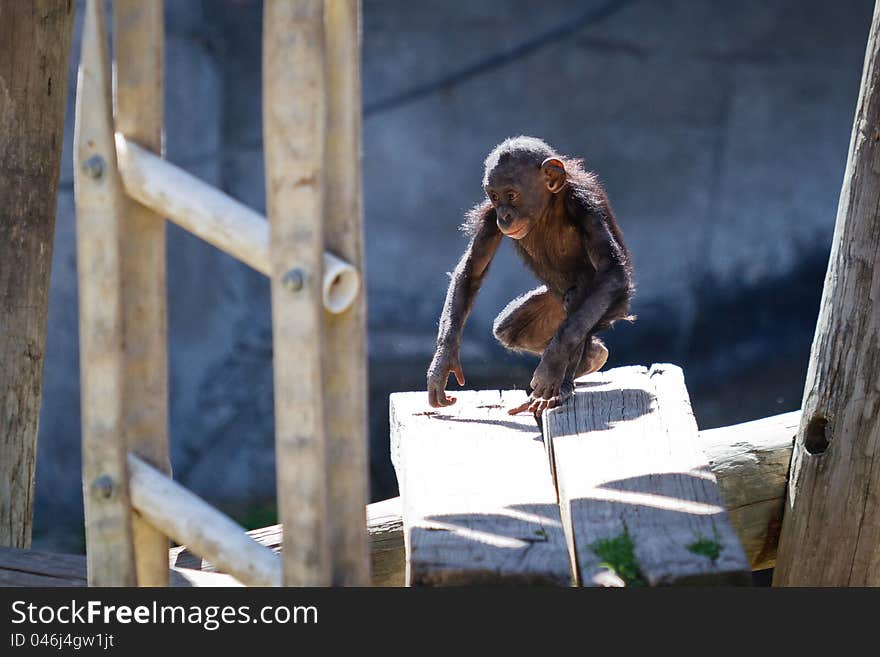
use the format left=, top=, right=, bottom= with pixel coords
left=33, top=0, right=874, bottom=551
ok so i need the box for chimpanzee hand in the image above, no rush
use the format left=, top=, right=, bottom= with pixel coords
left=507, top=348, right=572, bottom=416
left=427, top=348, right=465, bottom=408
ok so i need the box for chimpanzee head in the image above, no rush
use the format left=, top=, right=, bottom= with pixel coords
left=482, top=136, right=567, bottom=239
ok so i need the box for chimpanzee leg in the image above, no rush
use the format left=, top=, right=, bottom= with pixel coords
left=500, top=290, right=611, bottom=420
left=572, top=335, right=609, bottom=378
left=493, top=286, right=565, bottom=354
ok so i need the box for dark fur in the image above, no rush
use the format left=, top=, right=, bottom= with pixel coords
left=463, top=139, right=634, bottom=328
left=427, top=136, right=635, bottom=412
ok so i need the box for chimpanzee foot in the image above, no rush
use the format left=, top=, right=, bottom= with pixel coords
left=508, top=378, right=575, bottom=418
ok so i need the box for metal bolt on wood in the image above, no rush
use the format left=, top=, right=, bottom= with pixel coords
left=82, top=154, right=105, bottom=179
left=91, top=475, right=117, bottom=500
left=282, top=268, right=306, bottom=292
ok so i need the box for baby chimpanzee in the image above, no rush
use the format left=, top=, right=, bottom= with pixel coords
left=427, top=136, right=634, bottom=417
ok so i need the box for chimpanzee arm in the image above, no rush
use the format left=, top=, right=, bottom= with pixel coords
left=436, top=203, right=502, bottom=350
left=555, top=210, right=629, bottom=353
left=428, top=202, right=502, bottom=407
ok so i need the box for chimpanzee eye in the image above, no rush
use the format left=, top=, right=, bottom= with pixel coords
left=489, top=192, right=499, bottom=204
left=507, top=192, right=518, bottom=203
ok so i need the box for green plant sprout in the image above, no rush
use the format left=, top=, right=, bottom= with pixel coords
left=590, top=524, right=646, bottom=587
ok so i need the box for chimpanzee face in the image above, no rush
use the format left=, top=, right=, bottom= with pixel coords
left=484, top=157, right=567, bottom=240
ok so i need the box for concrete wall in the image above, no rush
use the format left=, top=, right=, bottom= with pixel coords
left=33, top=0, right=873, bottom=550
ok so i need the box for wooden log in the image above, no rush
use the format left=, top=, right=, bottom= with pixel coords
left=774, top=2, right=880, bottom=586
left=0, top=0, right=74, bottom=549
left=544, top=365, right=751, bottom=585
left=128, top=454, right=282, bottom=587
left=322, top=0, right=371, bottom=585
left=170, top=497, right=406, bottom=587
left=390, top=391, right=572, bottom=586
left=700, top=411, right=798, bottom=571
left=0, top=546, right=242, bottom=587
left=73, top=0, right=137, bottom=587
left=113, top=0, right=171, bottom=588
left=365, top=497, right=405, bottom=586
left=263, top=0, right=331, bottom=586
left=114, top=136, right=359, bottom=313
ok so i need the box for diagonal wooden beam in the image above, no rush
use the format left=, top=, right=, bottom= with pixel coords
left=774, top=1, right=880, bottom=586
left=128, top=454, right=281, bottom=587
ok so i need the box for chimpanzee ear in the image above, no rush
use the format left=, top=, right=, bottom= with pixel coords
left=541, top=157, right=567, bottom=194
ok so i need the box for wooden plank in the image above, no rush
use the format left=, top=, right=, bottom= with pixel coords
left=114, top=136, right=360, bottom=313
left=0, top=546, right=89, bottom=587
left=0, top=0, right=74, bottom=550
left=170, top=497, right=405, bottom=586
left=701, top=411, right=798, bottom=570
left=128, top=454, right=281, bottom=587
left=73, top=0, right=137, bottom=586
left=0, top=546, right=241, bottom=587
left=544, top=364, right=750, bottom=586
left=263, top=0, right=331, bottom=586
left=774, top=1, right=880, bottom=586
left=113, top=0, right=170, bottom=587
left=322, top=0, right=370, bottom=586
left=390, top=390, right=572, bottom=586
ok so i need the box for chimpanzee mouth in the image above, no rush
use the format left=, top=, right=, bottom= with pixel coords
left=506, top=225, right=530, bottom=240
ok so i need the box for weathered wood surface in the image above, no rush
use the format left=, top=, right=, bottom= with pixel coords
left=234, top=413, right=792, bottom=586
left=701, top=411, right=798, bottom=570
left=114, top=136, right=359, bottom=314
left=365, top=496, right=405, bottom=586
left=170, top=497, right=405, bottom=587
left=0, top=0, right=74, bottom=549
left=390, top=391, right=572, bottom=586
left=162, top=409, right=796, bottom=586
left=322, top=0, right=371, bottom=586
left=73, top=0, right=137, bottom=586
left=128, top=454, right=281, bottom=587
left=774, top=2, right=880, bottom=586
left=0, top=546, right=241, bottom=587
left=113, top=0, right=171, bottom=588
left=263, top=0, right=331, bottom=585
left=544, top=364, right=750, bottom=586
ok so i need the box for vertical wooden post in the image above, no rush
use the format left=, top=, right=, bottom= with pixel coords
left=113, top=0, right=171, bottom=587
left=74, top=0, right=137, bottom=586
left=774, top=1, right=880, bottom=586
left=323, top=0, right=370, bottom=586
left=263, top=0, right=331, bottom=586
left=0, top=0, right=75, bottom=549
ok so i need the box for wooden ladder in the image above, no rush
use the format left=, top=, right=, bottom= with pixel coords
left=74, top=0, right=368, bottom=586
